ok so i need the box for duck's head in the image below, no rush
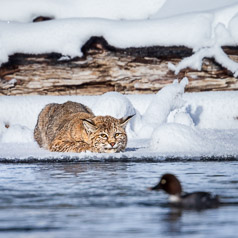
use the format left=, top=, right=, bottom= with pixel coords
left=149, top=173, right=182, bottom=196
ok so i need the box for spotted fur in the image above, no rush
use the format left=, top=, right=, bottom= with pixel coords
left=34, top=101, right=133, bottom=153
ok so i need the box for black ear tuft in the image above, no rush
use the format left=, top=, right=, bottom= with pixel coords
left=119, top=114, right=135, bottom=129
left=83, top=119, right=97, bottom=133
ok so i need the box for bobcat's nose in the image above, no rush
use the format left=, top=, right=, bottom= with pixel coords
left=110, top=142, right=115, bottom=147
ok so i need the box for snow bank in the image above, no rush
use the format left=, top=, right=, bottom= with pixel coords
left=1, top=80, right=238, bottom=160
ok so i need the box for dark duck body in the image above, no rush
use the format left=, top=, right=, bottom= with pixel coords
left=150, top=173, right=220, bottom=210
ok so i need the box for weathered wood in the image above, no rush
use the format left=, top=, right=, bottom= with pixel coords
left=0, top=37, right=238, bottom=95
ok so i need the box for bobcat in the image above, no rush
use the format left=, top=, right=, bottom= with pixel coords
left=34, top=101, right=133, bottom=153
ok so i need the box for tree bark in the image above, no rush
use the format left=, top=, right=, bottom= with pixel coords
left=0, top=37, right=238, bottom=95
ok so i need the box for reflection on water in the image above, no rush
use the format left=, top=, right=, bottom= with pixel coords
left=0, top=161, right=238, bottom=237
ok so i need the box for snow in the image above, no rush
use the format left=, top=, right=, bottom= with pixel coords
left=152, top=0, right=238, bottom=19
left=0, top=124, right=33, bottom=143
left=150, top=123, right=209, bottom=154
left=93, top=92, right=138, bottom=135
left=0, top=0, right=166, bottom=22
left=169, top=45, right=238, bottom=77
left=1, top=0, right=238, bottom=74
left=150, top=124, right=238, bottom=156
left=93, top=92, right=136, bottom=118
left=1, top=79, right=238, bottom=161
left=0, top=15, right=212, bottom=63
left=1, top=1, right=238, bottom=161
left=143, top=78, right=188, bottom=126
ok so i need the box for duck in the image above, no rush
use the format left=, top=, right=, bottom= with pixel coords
left=149, top=173, right=220, bottom=210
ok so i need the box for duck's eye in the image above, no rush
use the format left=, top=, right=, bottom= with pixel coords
left=100, top=134, right=107, bottom=138
left=115, top=133, right=120, bottom=137
left=161, top=179, right=166, bottom=185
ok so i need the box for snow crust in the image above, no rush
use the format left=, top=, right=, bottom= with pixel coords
left=1, top=0, right=238, bottom=74
left=1, top=79, right=238, bottom=160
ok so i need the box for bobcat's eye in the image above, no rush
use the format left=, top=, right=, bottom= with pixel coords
left=100, top=134, right=107, bottom=139
left=115, top=133, right=120, bottom=137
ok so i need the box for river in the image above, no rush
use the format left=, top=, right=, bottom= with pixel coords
left=0, top=161, right=237, bottom=238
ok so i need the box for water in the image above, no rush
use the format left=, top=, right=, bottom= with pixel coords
left=0, top=161, right=238, bottom=238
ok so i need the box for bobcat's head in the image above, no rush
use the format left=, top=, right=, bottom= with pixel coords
left=83, top=115, right=133, bottom=153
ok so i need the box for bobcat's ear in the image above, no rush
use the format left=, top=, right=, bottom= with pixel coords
left=119, top=114, right=135, bottom=129
left=83, top=119, right=97, bottom=133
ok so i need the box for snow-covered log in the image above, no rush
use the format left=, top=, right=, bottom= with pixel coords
left=0, top=37, right=238, bottom=95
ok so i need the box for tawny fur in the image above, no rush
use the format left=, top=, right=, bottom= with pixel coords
left=34, top=101, right=132, bottom=153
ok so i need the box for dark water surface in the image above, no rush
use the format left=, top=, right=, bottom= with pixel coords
left=0, top=161, right=238, bottom=238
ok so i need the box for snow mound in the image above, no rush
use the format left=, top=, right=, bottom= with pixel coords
left=150, top=123, right=209, bottom=154
left=143, top=78, right=188, bottom=125
left=183, top=91, right=238, bottom=129
left=92, top=92, right=138, bottom=137
left=93, top=92, right=136, bottom=118
left=167, top=109, right=194, bottom=126
left=150, top=123, right=238, bottom=156
left=134, top=78, right=190, bottom=138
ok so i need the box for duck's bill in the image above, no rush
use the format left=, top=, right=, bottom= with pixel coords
left=148, top=183, right=161, bottom=190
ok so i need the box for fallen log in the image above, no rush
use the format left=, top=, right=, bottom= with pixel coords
left=0, top=37, right=238, bottom=95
